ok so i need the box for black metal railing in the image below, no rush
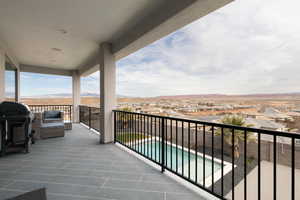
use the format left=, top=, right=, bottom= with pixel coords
left=113, top=110, right=300, bottom=200
left=28, top=105, right=72, bottom=122
left=79, top=105, right=100, bottom=131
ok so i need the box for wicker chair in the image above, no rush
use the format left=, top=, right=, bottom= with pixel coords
left=40, top=111, right=65, bottom=139
left=7, top=188, right=47, bottom=200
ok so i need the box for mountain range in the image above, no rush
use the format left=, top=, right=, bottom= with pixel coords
left=156, top=92, right=300, bottom=99
left=18, top=92, right=300, bottom=99
left=20, top=93, right=130, bottom=98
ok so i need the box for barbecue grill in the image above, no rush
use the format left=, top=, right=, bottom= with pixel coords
left=0, top=101, right=34, bottom=155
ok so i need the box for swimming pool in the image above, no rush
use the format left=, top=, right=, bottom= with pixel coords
left=132, top=139, right=232, bottom=185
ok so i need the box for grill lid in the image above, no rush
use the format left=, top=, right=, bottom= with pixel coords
left=0, top=101, right=31, bottom=117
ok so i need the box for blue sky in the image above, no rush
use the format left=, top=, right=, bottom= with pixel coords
left=5, top=70, right=15, bottom=96
left=6, top=0, right=300, bottom=97
left=20, top=72, right=72, bottom=96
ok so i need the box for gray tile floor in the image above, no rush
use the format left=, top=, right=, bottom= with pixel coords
left=0, top=124, right=207, bottom=200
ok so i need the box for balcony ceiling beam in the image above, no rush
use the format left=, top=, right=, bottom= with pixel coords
left=78, top=0, right=233, bottom=76
left=112, top=0, right=233, bottom=60
left=0, top=0, right=233, bottom=77
left=0, top=38, right=19, bottom=69
left=20, top=64, right=73, bottom=76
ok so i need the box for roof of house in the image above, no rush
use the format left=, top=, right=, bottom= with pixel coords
left=194, top=115, right=285, bottom=130
left=262, top=107, right=291, bottom=119
left=245, top=118, right=285, bottom=130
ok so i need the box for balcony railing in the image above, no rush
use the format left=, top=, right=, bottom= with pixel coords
left=79, top=105, right=100, bottom=132
left=28, top=105, right=73, bottom=122
left=113, top=110, right=300, bottom=200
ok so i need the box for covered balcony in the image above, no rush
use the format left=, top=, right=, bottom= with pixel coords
left=0, top=124, right=204, bottom=200
left=0, top=0, right=299, bottom=200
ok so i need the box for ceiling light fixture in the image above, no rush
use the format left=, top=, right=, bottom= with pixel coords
left=51, top=48, right=62, bottom=52
left=57, top=29, right=68, bottom=34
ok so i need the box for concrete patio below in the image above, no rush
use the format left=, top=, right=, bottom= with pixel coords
left=0, top=124, right=207, bottom=200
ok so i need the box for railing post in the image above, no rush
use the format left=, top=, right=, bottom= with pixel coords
left=113, top=111, right=116, bottom=143
left=78, top=106, right=81, bottom=123
left=161, top=117, right=165, bottom=173
left=70, top=105, right=72, bottom=122
left=89, top=107, right=91, bottom=129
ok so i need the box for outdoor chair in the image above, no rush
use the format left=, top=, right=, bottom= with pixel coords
left=6, top=188, right=47, bottom=200
left=40, top=111, right=65, bottom=139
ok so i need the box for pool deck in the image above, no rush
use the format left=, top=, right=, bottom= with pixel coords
left=0, top=124, right=209, bottom=200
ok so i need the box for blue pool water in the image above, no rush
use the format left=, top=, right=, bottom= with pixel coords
left=133, top=141, right=222, bottom=183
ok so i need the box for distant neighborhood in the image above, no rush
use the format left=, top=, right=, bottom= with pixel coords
left=116, top=94, right=300, bottom=134
left=14, top=92, right=300, bottom=134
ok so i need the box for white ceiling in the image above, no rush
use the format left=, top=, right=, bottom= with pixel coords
left=0, top=0, right=165, bottom=70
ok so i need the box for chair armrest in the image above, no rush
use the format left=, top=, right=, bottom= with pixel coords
left=7, top=188, right=47, bottom=200
left=60, top=112, right=64, bottom=121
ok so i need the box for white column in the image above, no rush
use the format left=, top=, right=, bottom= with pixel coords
left=0, top=49, right=5, bottom=102
left=99, top=43, right=116, bottom=144
left=0, top=50, right=3, bottom=152
left=72, top=70, right=81, bottom=123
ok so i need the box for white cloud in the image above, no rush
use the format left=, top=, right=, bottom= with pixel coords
left=13, top=0, right=300, bottom=97
left=81, top=71, right=100, bottom=94
left=88, top=0, right=300, bottom=97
